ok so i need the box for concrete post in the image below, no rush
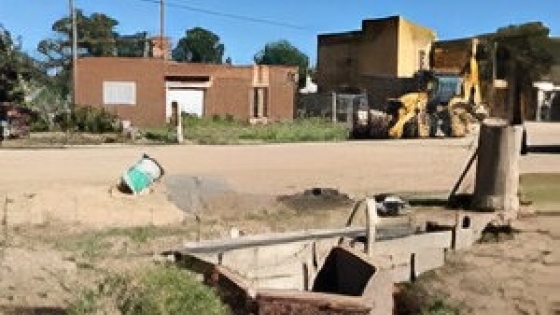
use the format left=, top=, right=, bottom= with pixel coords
left=171, top=101, right=183, bottom=143
left=472, top=118, right=521, bottom=214
left=331, top=92, right=337, bottom=123
left=535, top=89, right=545, bottom=122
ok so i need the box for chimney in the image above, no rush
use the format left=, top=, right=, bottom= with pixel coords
left=151, top=36, right=171, bottom=60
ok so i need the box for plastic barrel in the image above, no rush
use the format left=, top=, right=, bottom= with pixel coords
left=122, top=154, right=164, bottom=194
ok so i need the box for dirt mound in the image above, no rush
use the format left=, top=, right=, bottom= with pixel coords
left=277, top=188, right=354, bottom=212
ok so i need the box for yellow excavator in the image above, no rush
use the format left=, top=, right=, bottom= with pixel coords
left=387, top=40, right=485, bottom=139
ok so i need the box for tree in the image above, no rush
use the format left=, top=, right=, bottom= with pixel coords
left=488, top=22, right=554, bottom=84
left=38, top=10, right=148, bottom=99
left=37, top=10, right=120, bottom=99
left=172, top=27, right=225, bottom=64
left=0, top=25, right=43, bottom=103
left=38, top=10, right=119, bottom=67
left=254, top=40, right=309, bottom=87
left=480, top=22, right=555, bottom=119
left=117, top=32, right=150, bottom=58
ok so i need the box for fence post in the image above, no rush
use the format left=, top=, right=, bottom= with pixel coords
left=331, top=92, right=337, bottom=123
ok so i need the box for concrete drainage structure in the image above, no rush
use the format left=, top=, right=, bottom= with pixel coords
left=176, top=197, right=500, bottom=314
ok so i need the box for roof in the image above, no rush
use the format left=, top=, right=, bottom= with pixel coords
left=318, top=15, right=435, bottom=44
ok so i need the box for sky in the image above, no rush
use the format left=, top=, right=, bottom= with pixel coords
left=1, top=0, right=559, bottom=66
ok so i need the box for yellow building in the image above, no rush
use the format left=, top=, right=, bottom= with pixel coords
left=317, top=15, right=436, bottom=93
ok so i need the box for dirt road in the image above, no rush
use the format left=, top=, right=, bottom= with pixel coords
left=0, top=122, right=558, bottom=314
left=1, top=122, right=558, bottom=228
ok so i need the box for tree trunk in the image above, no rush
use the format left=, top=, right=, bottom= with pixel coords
left=472, top=118, right=521, bottom=214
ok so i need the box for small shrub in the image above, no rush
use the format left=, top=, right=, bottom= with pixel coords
left=68, top=266, right=228, bottom=315
left=54, top=106, right=121, bottom=133
left=224, top=113, right=235, bottom=123
left=143, top=128, right=175, bottom=143
left=29, top=116, right=50, bottom=132
left=395, top=273, right=463, bottom=315
left=421, top=299, right=461, bottom=315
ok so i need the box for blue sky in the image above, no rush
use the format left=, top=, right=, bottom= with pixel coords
left=1, top=0, right=559, bottom=65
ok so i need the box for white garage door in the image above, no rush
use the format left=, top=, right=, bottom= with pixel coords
left=166, top=88, right=205, bottom=118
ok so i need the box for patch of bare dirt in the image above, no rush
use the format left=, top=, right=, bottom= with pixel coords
left=412, top=216, right=560, bottom=315
left=277, top=187, right=354, bottom=213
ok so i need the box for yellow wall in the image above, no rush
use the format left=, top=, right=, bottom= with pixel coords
left=317, top=16, right=436, bottom=92
left=398, top=18, right=435, bottom=77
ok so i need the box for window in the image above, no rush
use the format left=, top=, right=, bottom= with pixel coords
left=103, top=81, right=136, bottom=105
left=418, top=50, right=428, bottom=71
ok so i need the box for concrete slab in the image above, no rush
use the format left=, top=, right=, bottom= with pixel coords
left=414, top=248, right=446, bottom=278
left=372, top=231, right=452, bottom=255
left=454, top=228, right=475, bottom=250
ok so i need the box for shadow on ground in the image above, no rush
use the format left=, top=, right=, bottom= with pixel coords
left=0, top=307, right=66, bottom=315
left=527, top=145, right=560, bottom=154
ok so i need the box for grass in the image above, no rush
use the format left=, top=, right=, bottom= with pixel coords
left=145, top=116, right=348, bottom=145
left=395, top=272, right=463, bottom=315
left=520, top=173, right=560, bottom=213
left=56, top=225, right=193, bottom=260
left=67, top=266, right=228, bottom=315
left=10, top=117, right=347, bottom=146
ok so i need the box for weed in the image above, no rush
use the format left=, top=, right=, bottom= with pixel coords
left=68, top=266, right=228, bottom=315
left=421, top=299, right=461, bottom=315
left=144, top=116, right=347, bottom=144
left=71, top=235, right=112, bottom=260
left=395, top=272, right=464, bottom=315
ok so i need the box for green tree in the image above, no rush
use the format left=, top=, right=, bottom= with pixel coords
left=0, top=25, right=43, bottom=103
left=37, top=10, right=150, bottom=102
left=254, top=40, right=309, bottom=87
left=38, top=10, right=121, bottom=98
left=481, top=22, right=555, bottom=120
left=172, top=27, right=225, bottom=64
left=38, top=10, right=119, bottom=65
left=116, top=32, right=150, bottom=58
left=488, top=22, right=554, bottom=84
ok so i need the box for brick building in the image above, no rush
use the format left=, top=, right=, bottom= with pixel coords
left=75, top=57, right=298, bottom=127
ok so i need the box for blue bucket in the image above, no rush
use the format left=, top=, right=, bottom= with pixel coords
left=122, top=154, right=164, bottom=194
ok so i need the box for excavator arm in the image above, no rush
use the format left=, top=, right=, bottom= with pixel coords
left=388, top=92, right=428, bottom=139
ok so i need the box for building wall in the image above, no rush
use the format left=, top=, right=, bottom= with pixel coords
left=431, top=39, right=474, bottom=74
left=316, top=33, right=361, bottom=92
left=75, top=58, right=166, bottom=127
left=317, top=16, right=435, bottom=94
left=359, top=18, right=399, bottom=78
left=268, top=66, right=298, bottom=120
left=75, top=58, right=297, bottom=126
left=398, top=18, right=435, bottom=77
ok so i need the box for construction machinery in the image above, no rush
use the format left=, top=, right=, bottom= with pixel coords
left=350, top=39, right=488, bottom=139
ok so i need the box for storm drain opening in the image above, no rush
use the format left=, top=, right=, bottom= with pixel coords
left=312, top=247, right=376, bottom=296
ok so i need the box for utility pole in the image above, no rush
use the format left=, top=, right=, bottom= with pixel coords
left=160, top=0, right=165, bottom=43
left=69, top=0, right=78, bottom=105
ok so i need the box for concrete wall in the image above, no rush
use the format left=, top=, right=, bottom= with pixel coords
left=316, top=16, right=435, bottom=94
left=359, top=18, right=399, bottom=78
left=316, top=32, right=361, bottom=92
left=398, top=18, right=434, bottom=77
left=76, top=58, right=297, bottom=127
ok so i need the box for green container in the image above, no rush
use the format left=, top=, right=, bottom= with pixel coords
left=122, top=154, right=164, bottom=194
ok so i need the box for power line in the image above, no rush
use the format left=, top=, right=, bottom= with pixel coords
left=132, top=0, right=312, bottom=31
